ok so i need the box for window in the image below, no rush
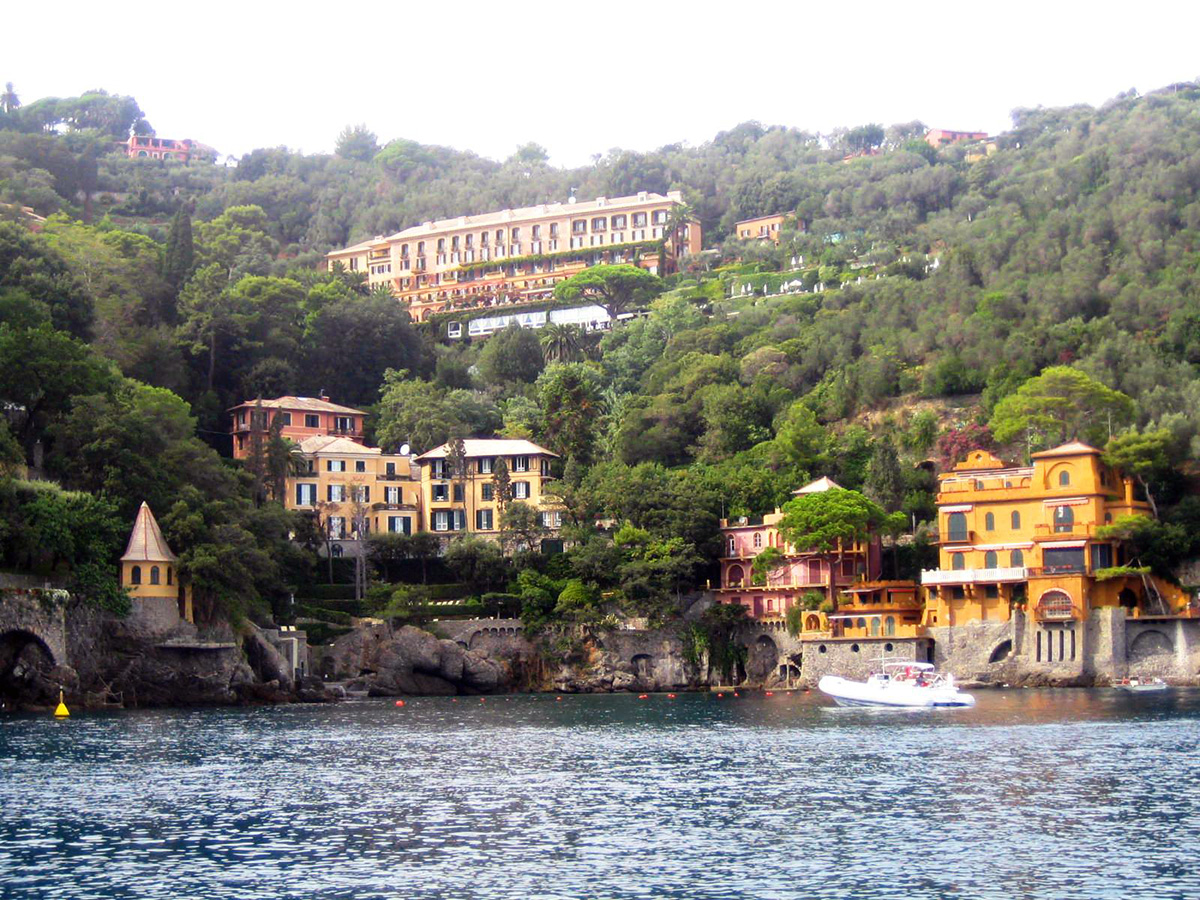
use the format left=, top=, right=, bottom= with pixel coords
left=590, top=217, right=607, bottom=232
left=1044, top=547, right=1085, bottom=574
left=437, top=238, right=446, bottom=253
left=985, top=512, right=995, bottom=531
left=434, top=511, right=450, bottom=531
left=1092, top=543, right=1113, bottom=570
left=633, top=212, right=647, bottom=227
left=728, top=537, right=736, bottom=556
left=1037, top=590, right=1074, bottom=619
left=355, top=460, right=366, bottom=473
left=328, top=517, right=345, bottom=538
left=296, top=483, right=317, bottom=506
left=280, top=412, right=292, bottom=426
left=513, top=481, right=530, bottom=500
left=167, top=567, right=172, bottom=586
left=549, top=223, right=559, bottom=238
left=478, top=457, right=493, bottom=474
left=353, top=486, right=370, bottom=503
left=511, top=227, right=521, bottom=242
left=305, top=414, right=320, bottom=428
left=388, top=516, right=411, bottom=535
left=984, top=550, right=997, bottom=568
left=417, top=241, right=425, bottom=254
left=335, top=416, right=354, bottom=433
left=481, top=483, right=494, bottom=501
left=1011, top=510, right=1021, bottom=530
left=430, top=460, right=446, bottom=479
left=541, top=511, right=562, bottom=528
left=149, top=566, right=161, bottom=585
left=433, top=484, right=449, bottom=502
left=476, top=509, right=494, bottom=531
left=480, top=232, right=489, bottom=246
left=495, top=229, right=504, bottom=244
left=952, top=553, right=965, bottom=570
left=1053, top=505, right=1074, bottom=533
left=512, top=456, right=530, bottom=472
left=653, top=210, right=667, bottom=224
left=572, top=220, right=587, bottom=235
left=611, top=214, right=627, bottom=229
left=328, top=484, right=346, bottom=502
left=1059, top=470, right=1070, bottom=486
left=985, top=585, right=999, bottom=599
left=453, top=484, right=464, bottom=503
left=1011, top=549, right=1024, bottom=567
left=131, top=565, right=141, bottom=584
left=753, top=533, right=762, bottom=549
left=328, top=460, right=345, bottom=472
left=947, top=512, right=968, bottom=542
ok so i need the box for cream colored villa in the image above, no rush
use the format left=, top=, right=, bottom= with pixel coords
left=325, top=191, right=701, bottom=322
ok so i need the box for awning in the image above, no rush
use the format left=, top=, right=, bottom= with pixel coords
left=1043, top=497, right=1090, bottom=506
left=941, top=504, right=973, bottom=512
left=974, top=542, right=1035, bottom=551
left=1042, top=540, right=1086, bottom=548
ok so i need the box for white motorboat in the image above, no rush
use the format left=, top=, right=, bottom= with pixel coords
left=819, top=661, right=976, bottom=708
left=1116, top=677, right=1169, bottom=693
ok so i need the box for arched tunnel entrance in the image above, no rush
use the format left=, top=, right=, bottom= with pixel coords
left=0, top=630, right=59, bottom=708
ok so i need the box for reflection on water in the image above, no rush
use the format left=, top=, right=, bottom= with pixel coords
left=2, top=689, right=1199, bottom=899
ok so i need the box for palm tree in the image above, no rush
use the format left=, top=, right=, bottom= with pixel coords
left=663, top=202, right=697, bottom=268
left=1, top=83, right=19, bottom=116
left=539, top=322, right=581, bottom=363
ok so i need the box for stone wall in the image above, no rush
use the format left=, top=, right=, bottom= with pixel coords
left=0, top=586, right=69, bottom=666
left=127, top=596, right=183, bottom=637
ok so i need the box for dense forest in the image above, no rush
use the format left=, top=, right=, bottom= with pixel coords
left=4, top=80, right=1200, bottom=636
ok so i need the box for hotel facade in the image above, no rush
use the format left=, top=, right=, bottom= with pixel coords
left=325, top=191, right=701, bottom=322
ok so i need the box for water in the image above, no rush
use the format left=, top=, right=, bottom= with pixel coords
left=2, top=690, right=1199, bottom=900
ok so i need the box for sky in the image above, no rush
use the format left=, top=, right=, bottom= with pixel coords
left=8, top=1, right=1200, bottom=167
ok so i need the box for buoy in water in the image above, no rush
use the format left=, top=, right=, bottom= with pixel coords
left=667, top=693, right=677, bottom=699
left=394, top=700, right=406, bottom=708
left=717, top=693, right=724, bottom=698
left=765, top=691, right=774, bottom=697
left=638, top=693, right=649, bottom=699
left=54, top=690, right=69, bottom=718
left=733, top=692, right=740, bottom=698
left=555, top=696, right=562, bottom=701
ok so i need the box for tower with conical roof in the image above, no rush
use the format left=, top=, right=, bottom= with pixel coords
left=120, top=502, right=192, bottom=625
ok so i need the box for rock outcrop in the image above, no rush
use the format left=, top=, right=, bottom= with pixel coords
left=317, top=624, right=506, bottom=695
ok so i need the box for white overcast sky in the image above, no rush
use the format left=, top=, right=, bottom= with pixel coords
left=8, top=1, right=1200, bottom=166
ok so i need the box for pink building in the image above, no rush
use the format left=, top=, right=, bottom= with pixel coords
left=228, top=395, right=367, bottom=460
left=125, top=135, right=207, bottom=161
left=717, top=477, right=883, bottom=620
left=924, top=129, right=989, bottom=149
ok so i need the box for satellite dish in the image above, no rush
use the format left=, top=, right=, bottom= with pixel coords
left=399, top=443, right=411, bottom=456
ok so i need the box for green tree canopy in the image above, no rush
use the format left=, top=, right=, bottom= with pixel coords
left=553, top=264, right=665, bottom=319
left=989, top=366, right=1134, bottom=450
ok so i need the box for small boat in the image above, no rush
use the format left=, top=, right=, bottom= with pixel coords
left=819, top=661, right=976, bottom=708
left=1116, top=677, right=1169, bottom=693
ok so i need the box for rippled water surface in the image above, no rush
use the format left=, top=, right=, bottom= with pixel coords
left=2, top=689, right=1199, bottom=899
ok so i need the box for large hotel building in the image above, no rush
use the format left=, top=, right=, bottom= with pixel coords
left=324, top=190, right=701, bottom=322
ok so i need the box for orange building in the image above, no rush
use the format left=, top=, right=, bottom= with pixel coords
left=735, top=213, right=788, bottom=244
left=922, top=442, right=1189, bottom=629
left=228, top=396, right=367, bottom=460
left=924, top=129, right=989, bottom=148
left=120, top=501, right=193, bottom=625
left=125, top=135, right=209, bottom=161
left=325, top=191, right=701, bottom=322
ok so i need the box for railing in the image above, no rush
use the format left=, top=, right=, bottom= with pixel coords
left=1026, top=565, right=1091, bottom=577
left=939, top=477, right=1032, bottom=495
left=1033, top=524, right=1097, bottom=539
left=922, top=566, right=1028, bottom=585
left=376, top=473, right=413, bottom=481
left=371, top=502, right=417, bottom=512
left=938, top=530, right=976, bottom=544
left=1034, top=602, right=1082, bottom=621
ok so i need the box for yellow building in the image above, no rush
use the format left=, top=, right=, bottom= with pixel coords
left=735, top=213, right=789, bottom=244
left=413, top=439, right=563, bottom=546
left=325, top=191, right=701, bottom=323
left=120, top=501, right=193, bottom=625
left=285, top=436, right=419, bottom=542
left=923, top=442, right=1188, bottom=628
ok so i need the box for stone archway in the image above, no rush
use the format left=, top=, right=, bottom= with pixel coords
left=0, top=630, right=59, bottom=706
left=631, top=654, right=653, bottom=680
left=745, top=634, right=779, bottom=683
left=988, top=639, right=1013, bottom=664
left=1129, top=629, right=1173, bottom=661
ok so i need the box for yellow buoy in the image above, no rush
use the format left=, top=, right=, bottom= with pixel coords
left=53, top=689, right=69, bottom=718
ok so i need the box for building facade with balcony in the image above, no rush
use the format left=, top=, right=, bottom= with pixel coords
left=413, top=439, right=563, bottom=548
left=716, top=477, right=885, bottom=621
left=228, top=396, right=367, bottom=460
left=285, top=436, right=419, bottom=546
left=325, top=191, right=701, bottom=323
left=923, top=443, right=1188, bottom=630
left=734, top=213, right=790, bottom=244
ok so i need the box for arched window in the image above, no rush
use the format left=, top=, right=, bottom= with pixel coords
left=869, top=617, right=880, bottom=636
left=727, top=564, right=745, bottom=586
left=984, top=550, right=997, bottom=568
left=1054, top=505, right=1074, bottom=533
left=1059, top=470, right=1070, bottom=486
left=150, top=566, right=160, bottom=585
left=1011, top=549, right=1024, bottom=567
left=727, top=537, right=736, bottom=556
left=131, top=565, right=142, bottom=585
left=1011, top=510, right=1021, bottom=530
left=167, top=567, right=173, bottom=585
left=1037, top=590, right=1074, bottom=619
left=952, top=553, right=965, bottom=570
left=884, top=616, right=896, bottom=636
left=805, top=614, right=820, bottom=631
left=985, top=512, right=995, bottom=531
left=753, top=533, right=762, bottom=549
left=1105, top=513, right=1113, bottom=524
left=856, top=618, right=866, bottom=629
left=947, top=511, right=968, bottom=542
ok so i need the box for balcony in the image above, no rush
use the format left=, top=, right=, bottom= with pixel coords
left=1026, top=565, right=1091, bottom=577
left=922, top=566, right=1028, bottom=586
left=376, top=472, right=413, bottom=482
left=372, top=501, right=417, bottom=512
left=1032, top=524, right=1097, bottom=540
left=938, top=529, right=976, bottom=545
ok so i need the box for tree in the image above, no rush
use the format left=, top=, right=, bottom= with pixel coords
left=989, top=366, right=1134, bottom=451
left=537, top=363, right=603, bottom=463
left=444, top=535, right=508, bottom=594
left=500, top=501, right=545, bottom=553
left=176, top=263, right=253, bottom=392
left=863, top=436, right=904, bottom=512
left=492, top=456, right=512, bottom=516
left=553, top=264, right=665, bottom=320
left=335, top=124, right=379, bottom=162
left=1, top=83, right=19, bottom=115
left=539, top=322, right=581, bottom=363
left=0, top=221, right=94, bottom=340
left=447, top=435, right=468, bottom=535
left=477, top=324, right=544, bottom=386
left=1103, top=428, right=1178, bottom=518
left=750, top=546, right=785, bottom=586
left=161, top=207, right=194, bottom=302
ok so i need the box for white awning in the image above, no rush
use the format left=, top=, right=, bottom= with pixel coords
left=1042, top=540, right=1086, bottom=548
left=941, top=504, right=973, bottom=512
left=946, top=546, right=970, bottom=553
left=1042, top=497, right=1090, bottom=506
left=827, top=614, right=885, bottom=619
left=974, top=542, right=1035, bottom=551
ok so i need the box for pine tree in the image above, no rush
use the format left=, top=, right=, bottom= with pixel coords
left=864, top=437, right=904, bottom=512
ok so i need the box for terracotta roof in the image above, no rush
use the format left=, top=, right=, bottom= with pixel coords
left=415, top=439, right=558, bottom=461
left=297, top=436, right=382, bottom=456
left=793, top=476, right=843, bottom=495
left=1031, top=441, right=1103, bottom=459
left=328, top=191, right=680, bottom=254
left=226, top=396, right=366, bottom=415
left=120, top=502, right=177, bottom=563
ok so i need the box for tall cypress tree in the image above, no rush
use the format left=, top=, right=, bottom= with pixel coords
left=162, top=207, right=194, bottom=318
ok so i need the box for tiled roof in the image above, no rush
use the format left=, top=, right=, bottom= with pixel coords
left=793, top=476, right=843, bottom=495
left=227, top=396, right=366, bottom=415
left=415, top=439, right=558, bottom=461
left=297, top=436, right=381, bottom=456
left=1031, top=441, right=1103, bottom=459
left=329, top=191, right=679, bottom=253
left=120, top=502, right=177, bottom=563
